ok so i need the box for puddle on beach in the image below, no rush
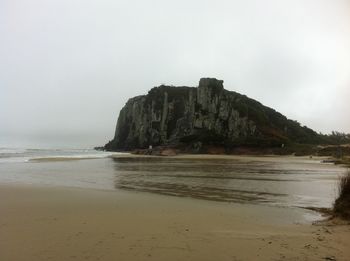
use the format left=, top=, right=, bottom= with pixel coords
left=0, top=153, right=345, bottom=210
left=112, top=156, right=345, bottom=209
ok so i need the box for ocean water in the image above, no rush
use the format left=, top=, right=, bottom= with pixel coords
left=0, top=148, right=346, bottom=209
left=0, top=147, right=114, bottom=163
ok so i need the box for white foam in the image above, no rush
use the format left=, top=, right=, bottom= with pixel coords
left=0, top=148, right=120, bottom=163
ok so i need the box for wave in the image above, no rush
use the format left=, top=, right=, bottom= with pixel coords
left=29, top=153, right=114, bottom=162
left=0, top=147, right=124, bottom=163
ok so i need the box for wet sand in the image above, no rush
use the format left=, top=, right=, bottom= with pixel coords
left=1, top=184, right=349, bottom=261
left=111, top=153, right=330, bottom=162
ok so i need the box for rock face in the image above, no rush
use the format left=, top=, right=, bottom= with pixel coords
left=105, top=78, right=320, bottom=151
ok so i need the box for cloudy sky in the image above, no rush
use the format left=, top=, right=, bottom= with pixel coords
left=1, top=0, right=349, bottom=148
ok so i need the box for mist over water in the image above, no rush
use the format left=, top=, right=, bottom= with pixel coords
left=0, top=132, right=108, bottom=150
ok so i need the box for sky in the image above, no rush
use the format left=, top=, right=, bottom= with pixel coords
left=1, top=0, right=349, bottom=148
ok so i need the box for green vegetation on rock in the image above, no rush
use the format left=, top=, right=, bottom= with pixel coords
left=104, top=78, right=350, bottom=154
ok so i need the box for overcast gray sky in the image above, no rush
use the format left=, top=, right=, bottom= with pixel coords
left=1, top=0, right=349, bottom=148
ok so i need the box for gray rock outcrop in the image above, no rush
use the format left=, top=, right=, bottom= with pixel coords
left=104, top=78, right=319, bottom=151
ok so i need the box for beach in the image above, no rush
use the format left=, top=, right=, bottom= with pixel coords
left=1, top=184, right=350, bottom=261
left=3, top=1, right=350, bottom=259
left=1, top=151, right=350, bottom=260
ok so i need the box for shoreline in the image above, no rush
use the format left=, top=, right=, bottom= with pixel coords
left=1, top=184, right=349, bottom=261
left=110, top=152, right=330, bottom=160
left=28, top=152, right=342, bottom=167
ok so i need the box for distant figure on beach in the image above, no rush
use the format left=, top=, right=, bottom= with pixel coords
left=148, top=145, right=153, bottom=155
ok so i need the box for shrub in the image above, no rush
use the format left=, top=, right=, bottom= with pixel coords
left=334, top=170, right=350, bottom=219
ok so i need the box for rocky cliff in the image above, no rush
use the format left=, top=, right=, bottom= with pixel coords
left=104, top=78, right=321, bottom=152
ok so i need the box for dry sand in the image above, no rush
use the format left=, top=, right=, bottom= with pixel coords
left=1, top=185, right=349, bottom=261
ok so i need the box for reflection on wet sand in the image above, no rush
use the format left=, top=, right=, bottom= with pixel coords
left=112, top=156, right=344, bottom=208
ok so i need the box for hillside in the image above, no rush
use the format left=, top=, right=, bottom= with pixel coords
left=104, top=78, right=336, bottom=154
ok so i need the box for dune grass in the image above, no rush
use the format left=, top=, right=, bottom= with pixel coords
left=334, top=170, right=350, bottom=219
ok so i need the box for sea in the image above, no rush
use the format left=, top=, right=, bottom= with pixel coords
left=0, top=147, right=346, bottom=209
